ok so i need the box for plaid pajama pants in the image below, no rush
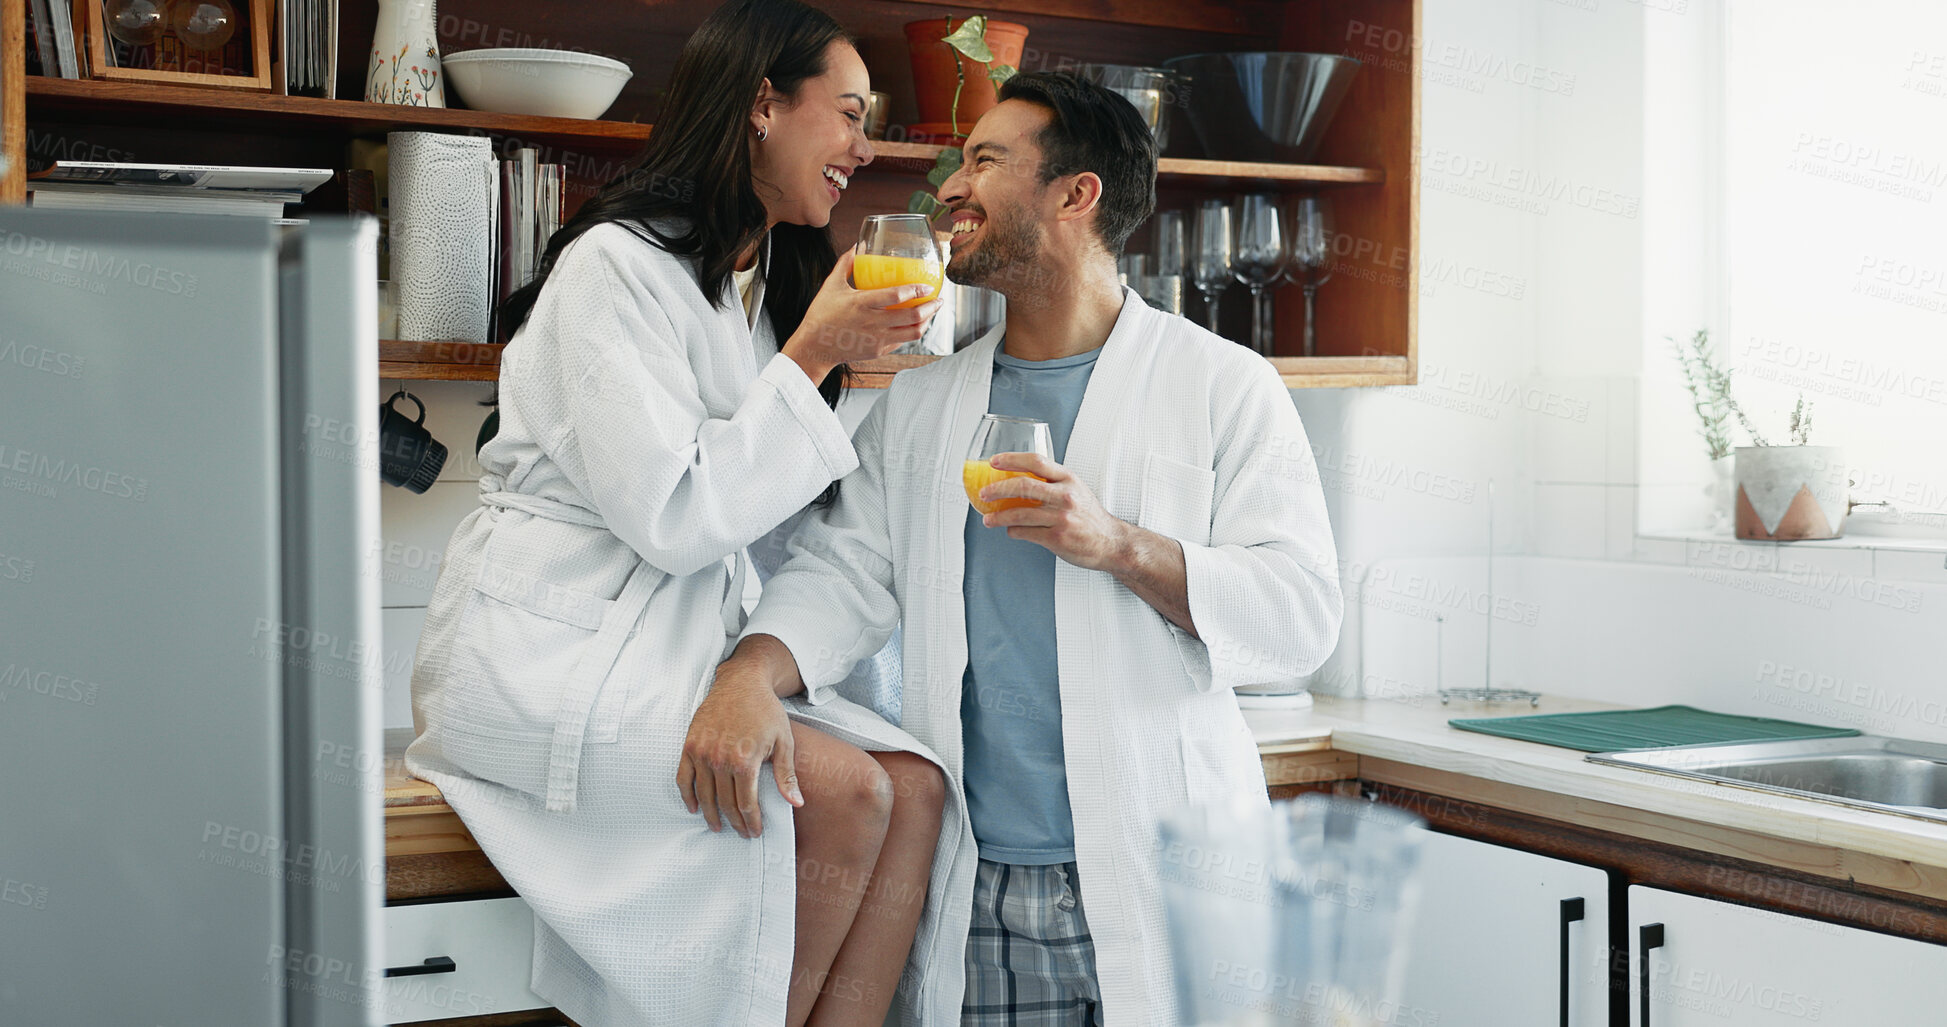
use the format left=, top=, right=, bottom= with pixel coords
left=961, top=858, right=1106, bottom=1027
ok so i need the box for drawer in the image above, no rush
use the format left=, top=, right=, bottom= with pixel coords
left=382, top=897, right=550, bottom=1024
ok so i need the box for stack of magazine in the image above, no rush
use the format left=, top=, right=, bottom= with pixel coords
left=280, top=0, right=340, bottom=97
left=492, top=149, right=566, bottom=341
left=26, top=162, right=336, bottom=224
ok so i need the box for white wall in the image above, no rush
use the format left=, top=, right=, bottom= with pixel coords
left=374, top=380, right=496, bottom=728
left=1301, top=0, right=1947, bottom=746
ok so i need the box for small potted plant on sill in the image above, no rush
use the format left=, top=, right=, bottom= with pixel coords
left=905, top=15, right=1023, bottom=224
left=1672, top=329, right=1850, bottom=540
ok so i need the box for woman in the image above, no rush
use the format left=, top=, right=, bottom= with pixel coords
left=405, top=2, right=965, bottom=1024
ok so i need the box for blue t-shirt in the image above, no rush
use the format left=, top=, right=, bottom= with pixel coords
left=960, top=344, right=1100, bottom=864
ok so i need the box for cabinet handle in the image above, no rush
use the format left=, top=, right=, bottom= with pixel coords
left=384, top=956, right=457, bottom=978
left=1638, top=923, right=1665, bottom=1027
left=1559, top=897, right=1585, bottom=1027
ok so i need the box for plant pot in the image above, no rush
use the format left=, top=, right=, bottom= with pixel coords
left=1733, top=445, right=1849, bottom=540
left=903, top=17, right=1029, bottom=135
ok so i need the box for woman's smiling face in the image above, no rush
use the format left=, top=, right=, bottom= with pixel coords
left=750, top=41, right=876, bottom=229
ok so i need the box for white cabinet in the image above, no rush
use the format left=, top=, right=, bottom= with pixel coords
left=1627, top=886, right=1947, bottom=1025
left=382, top=896, right=550, bottom=1024
left=1398, top=832, right=1610, bottom=1027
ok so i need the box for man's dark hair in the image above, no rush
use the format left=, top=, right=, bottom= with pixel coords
left=996, top=71, right=1159, bottom=256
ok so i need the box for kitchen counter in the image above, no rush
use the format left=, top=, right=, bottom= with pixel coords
left=1252, top=694, right=1947, bottom=902
left=382, top=697, right=1947, bottom=905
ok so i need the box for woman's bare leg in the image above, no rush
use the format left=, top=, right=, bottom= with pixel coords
left=786, top=723, right=893, bottom=1027
left=807, top=751, right=946, bottom=1027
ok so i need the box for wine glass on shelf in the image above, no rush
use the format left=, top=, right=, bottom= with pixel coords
left=1149, top=208, right=1187, bottom=316
left=1284, top=195, right=1334, bottom=358
left=1231, top=193, right=1288, bottom=356
left=964, top=415, right=1054, bottom=516
left=1192, top=199, right=1233, bottom=336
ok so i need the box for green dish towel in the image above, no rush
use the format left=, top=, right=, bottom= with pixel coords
left=1448, top=704, right=1861, bottom=752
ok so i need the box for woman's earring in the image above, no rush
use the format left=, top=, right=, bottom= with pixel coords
left=757, top=125, right=769, bottom=142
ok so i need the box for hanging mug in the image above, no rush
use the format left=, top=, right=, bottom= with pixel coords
left=379, top=390, right=448, bottom=493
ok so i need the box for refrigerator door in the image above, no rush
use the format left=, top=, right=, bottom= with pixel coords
left=0, top=210, right=381, bottom=1025
left=278, top=215, right=385, bottom=1027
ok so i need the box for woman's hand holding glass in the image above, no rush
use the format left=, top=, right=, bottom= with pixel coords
left=779, top=213, right=943, bottom=385
left=781, top=248, right=942, bottom=384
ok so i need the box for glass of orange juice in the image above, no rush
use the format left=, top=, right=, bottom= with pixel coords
left=964, top=414, right=1053, bottom=516
left=856, top=213, right=945, bottom=310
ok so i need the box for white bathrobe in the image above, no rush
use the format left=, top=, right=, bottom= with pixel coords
left=404, top=222, right=969, bottom=1027
left=743, top=288, right=1345, bottom=1025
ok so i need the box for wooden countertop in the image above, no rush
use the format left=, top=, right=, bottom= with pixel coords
left=380, top=727, right=1337, bottom=817
left=382, top=698, right=1947, bottom=903
left=1276, top=694, right=1947, bottom=902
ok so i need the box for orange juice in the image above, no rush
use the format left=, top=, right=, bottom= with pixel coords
left=963, top=460, right=1044, bottom=515
left=854, top=253, right=944, bottom=309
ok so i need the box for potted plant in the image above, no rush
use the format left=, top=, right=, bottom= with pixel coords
left=903, top=15, right=1027, bottom=138
left=1672, top=329, right=1846, bottom=540
left=905, top=15, right=1022, bottom=223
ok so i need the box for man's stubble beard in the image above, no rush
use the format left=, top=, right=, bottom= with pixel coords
left=945, top=204, right=1049, bottom=303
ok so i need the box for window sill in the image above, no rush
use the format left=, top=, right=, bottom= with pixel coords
left=1638, top=528, right=1947, bottom=557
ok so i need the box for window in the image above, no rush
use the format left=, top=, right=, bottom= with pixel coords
left=1721, top=1, right=1947, bottom=530
left=1644, top=0, right=1947, bottom=540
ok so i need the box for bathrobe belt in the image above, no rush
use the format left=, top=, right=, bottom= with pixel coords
left=483, top=489, right=748, bottom=812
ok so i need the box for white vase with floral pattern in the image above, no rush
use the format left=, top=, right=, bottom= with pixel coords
left=366, top=0, right=444, bottom=107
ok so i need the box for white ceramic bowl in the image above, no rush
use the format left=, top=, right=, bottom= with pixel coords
left=442, top=48, right=633, bottom=120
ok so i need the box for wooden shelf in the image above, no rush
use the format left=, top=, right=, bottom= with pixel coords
left=867, top=140, right=1384, bottom=189
left=1155, top=156, right=1386, bottom=191
left=22, top=81, right=1381, bottom=190
left=1269, top=355, right=1413, bottom=389
left=848, top=354, right=939, bottom=389
left=24, top=77, right=652, bottom=151
left=882, top=0, right=1280, bottom=36
left=848, top=353, right=1415, bottom=389
left=379, top=340, right=503, bottom=382
left=380, top=342, right=1409, bottom=390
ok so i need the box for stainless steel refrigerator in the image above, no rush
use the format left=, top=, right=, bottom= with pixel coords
left=0, top=208, right=384, bottom=1025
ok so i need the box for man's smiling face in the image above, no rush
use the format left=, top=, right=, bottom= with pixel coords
left=937, top=100, right=1060, bottom=293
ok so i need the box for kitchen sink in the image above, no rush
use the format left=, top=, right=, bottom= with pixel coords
left=1588, top=735, right=1947, bottom=823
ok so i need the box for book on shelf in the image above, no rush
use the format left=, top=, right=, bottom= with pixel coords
left=28, top=182, right=306, bottom=204
left=45, top=0, right=80, bottom=79
left=27, top=191, right=294, bottom=218
left=28, top=182, right=303, bottom=217
left=26, top=162, right=341, bottom=220
left=27, top=0, right=59, bottom=77
left=489, top=150, right=566, bottom=342
left=33, top=161, right=336, bottom=192
left=278, top=0, right=339, bottom=98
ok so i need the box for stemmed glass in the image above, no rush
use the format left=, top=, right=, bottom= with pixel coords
left=856, top=213, right=944, bottom=310
left=1192, top=199, right=1233, bottom=336
left=1284, top=195, right=1334, bottom=358
left=1149, top=209, right=1187, bottom=315
left=1231, top=193, right=1288, bottom=356
left=963, top=414, right=1053, bottom=516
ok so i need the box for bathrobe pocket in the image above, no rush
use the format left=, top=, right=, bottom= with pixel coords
left=433, top=551, right=632, bottom=802
left=1138, top=453, right=1216, bottom=548
left=1176, top=697, right=1265, bottom=806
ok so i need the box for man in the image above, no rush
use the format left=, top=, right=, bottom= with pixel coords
left=681, top=72, right=1343, bottom=1025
